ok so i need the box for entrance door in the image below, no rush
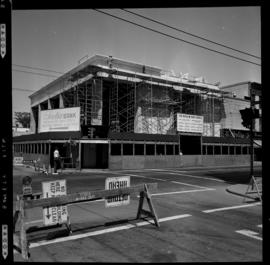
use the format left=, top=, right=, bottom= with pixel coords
left=81, top=143, right=108, bottom=168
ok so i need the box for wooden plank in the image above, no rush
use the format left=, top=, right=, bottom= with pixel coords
left=19, top=200, right=29, bottom=260
left=24, top=183, right=158, bottom=209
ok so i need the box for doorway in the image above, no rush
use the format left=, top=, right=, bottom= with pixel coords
left=81, top=143, right=108, bottom=168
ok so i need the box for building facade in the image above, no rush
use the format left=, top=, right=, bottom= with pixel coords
left=13, top=55, right=257, bottom=170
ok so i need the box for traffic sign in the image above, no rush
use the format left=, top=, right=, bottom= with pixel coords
left=42, top=180, right=68, bottom=226
left=105, top=176, right=130, bottom=207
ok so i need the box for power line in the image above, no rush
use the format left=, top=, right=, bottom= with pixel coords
left=121, top=9, right=260, bottom=60
left=13, top=64, right=64, bottom=74
left=94, top=9, right=260, bottom=67
left=12, top=68, right=59, bottom=78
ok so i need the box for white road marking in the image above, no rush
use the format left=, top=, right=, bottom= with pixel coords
left=151, top=188, right=215, bottom=196
left=203, top=202, right=261, bottom=213
left=157, top=170, right=225, bottom=183
left=116, top=172, right=212, bottom=190
left=28, top=214, right=191, bottom=249
left=171, top=180, right=210, bottom=189
left=236, top=229, right=262, bottom=241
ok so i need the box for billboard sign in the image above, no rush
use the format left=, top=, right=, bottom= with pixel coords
left=13, top=156, right=24, bottom=165
left=42, top=179, right=68, bottom=226
left=39, top=107, right=80, bottom=132
left=177, top=113, right=204, bottom=133
left=105, top=176, right=130, bottom=207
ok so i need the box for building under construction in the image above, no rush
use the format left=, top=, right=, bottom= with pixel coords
left=13, top=55, right=255, bottom=170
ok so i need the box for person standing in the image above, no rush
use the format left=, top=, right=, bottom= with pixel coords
left=53, top=147, right=60, bottom=173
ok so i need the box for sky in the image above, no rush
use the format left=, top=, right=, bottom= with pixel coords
left=11, top=7, right=261, bottom=123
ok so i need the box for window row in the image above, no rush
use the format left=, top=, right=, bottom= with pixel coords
left=14, top=143, right=49, bottom=155
left=111, top=143, right=251, bottom=156
left=202, top=145, right=250, bottom=155
left=111, top=143, right=179, bottom=156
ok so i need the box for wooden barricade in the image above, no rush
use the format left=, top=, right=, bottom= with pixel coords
left=244, top=176, right=262, bottom=202
left=13, top=182, right=159, bottom=260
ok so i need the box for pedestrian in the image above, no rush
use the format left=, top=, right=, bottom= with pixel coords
left=53, top=147, right=60, bottom=174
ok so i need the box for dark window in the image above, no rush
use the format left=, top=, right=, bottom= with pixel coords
left=45, top=143, right=48, bottom=154
left=222, top=145, right=229, bottom=155
left=214, top=145, right=221, bottom=155
left=203, top=145, right=207, bottom=155
left=180, top=135, right=201, bottom=154
left=156, top=144, right=165, bottom=155
left=242, top=146, right=248, bottom=154
left=123, top=143, right=133, bottom=155
left=111, top=143, right=121, bottom=156
left=236, top=146, right=241, bottom=155
left=207, top=145, right=213, bottom=155
left=146, top=144, right=155, bottom=155
left=135, top=144, right=144, bottom=155
left=175, top=145, right=179, bottom=155
left=229, top=146, right=235, bottom=155
left=166, top=145, right=173, bottom=155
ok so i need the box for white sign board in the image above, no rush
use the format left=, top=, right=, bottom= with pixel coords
left=42, top=180, right=68, bottom=226
left=39, top=107, right=80, bottom=133
left=105, top=176, right=130, bottom=207
left=13, top=156, right=24, bottom=165
left=177, top=113, right=204, bottom=133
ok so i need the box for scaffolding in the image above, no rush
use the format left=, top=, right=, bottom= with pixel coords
left=54, top=62, right=226, bottom=137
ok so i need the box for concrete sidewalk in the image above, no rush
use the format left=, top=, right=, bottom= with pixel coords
left=226, top=182, right=262, bottom=201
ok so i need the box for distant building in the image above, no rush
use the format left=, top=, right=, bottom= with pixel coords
left=220, top=81, right=262, bottom=135
left=13, top=55, right=255, bottom=170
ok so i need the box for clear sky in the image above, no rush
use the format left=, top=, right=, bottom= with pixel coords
left=12, top=7, right=261, bottom=122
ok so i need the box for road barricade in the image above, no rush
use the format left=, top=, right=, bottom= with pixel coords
left=13, top=182, right=159, bottom=260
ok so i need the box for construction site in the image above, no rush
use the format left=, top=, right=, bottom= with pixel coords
left=13, top=55, right=253, bottom=170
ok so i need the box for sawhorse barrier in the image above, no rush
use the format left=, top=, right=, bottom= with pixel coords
left=13, top=182, right=159, bottom=260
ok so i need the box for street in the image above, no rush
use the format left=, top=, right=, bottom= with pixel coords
left=13, top=165, right=262, bottom=262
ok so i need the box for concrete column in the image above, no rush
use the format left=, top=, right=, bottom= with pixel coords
left=78, top=141, right=82, bottom=170
left=144, top=142, right=146, bottom=156
left=30, top=107, right=36, bottom=133
left=59, top=94, right=64, bottom=108
left=48, top=99, right=52, bottom=109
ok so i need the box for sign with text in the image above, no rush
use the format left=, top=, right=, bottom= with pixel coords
left=177, top=113, right=204, bottom=133
left=39, top=107, right=80, bottom=132
left=105, top=176, right=130, bottom=207
left=42, top=180, right=68, bottom=226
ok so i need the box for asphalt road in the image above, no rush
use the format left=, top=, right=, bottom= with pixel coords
left=13, top=165, right=262, bottom=262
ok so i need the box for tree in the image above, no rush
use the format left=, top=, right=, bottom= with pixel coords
left=14, top=112, right=30, bottom=128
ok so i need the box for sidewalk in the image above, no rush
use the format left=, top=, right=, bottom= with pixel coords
left=226, top=182, right=262, bottom=201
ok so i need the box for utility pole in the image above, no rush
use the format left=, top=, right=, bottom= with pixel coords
left=249, top=84, right=255, bottom=181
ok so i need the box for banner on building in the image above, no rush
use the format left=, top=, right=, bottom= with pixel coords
left=176, top=113, right=204, bottom=133
left=39, top=107, right=80, bottom=132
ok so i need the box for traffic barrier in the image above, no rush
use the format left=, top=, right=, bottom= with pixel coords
left=13, top=182, right=159, bottom=260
